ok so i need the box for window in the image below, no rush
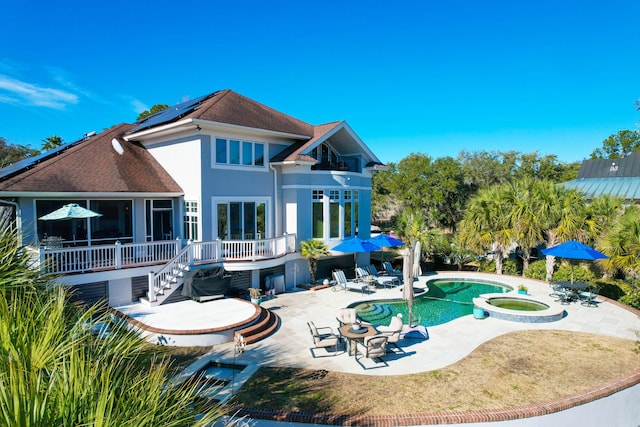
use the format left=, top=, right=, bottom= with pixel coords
left=215, top=138, right=265, bottom=167
left=312, top=190, right=324, bottom=239
left=216, top=201, right=267, bottom=240
left=344, top=191, right=352, bottom=238
left=183, top=201, right=198, bottom=241
left=329, top=191, right=340, bottom=238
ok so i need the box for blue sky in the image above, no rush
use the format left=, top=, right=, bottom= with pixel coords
left=1, top=0, right=638, bottom=165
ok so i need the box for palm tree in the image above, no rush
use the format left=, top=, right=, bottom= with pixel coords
left=505, top=178, right=545, bottom=272
left=599, top=205, right=640, bottom=279
left=300, top=239, right=330, bottom=284
left=459, top=185, right=512, bottom=274
left=0, top=218, right=224, bottom=426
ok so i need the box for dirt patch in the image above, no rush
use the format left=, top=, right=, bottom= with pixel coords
left=230, top=330, right=640, bottom=416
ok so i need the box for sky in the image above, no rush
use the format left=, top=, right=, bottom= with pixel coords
left=1, top=0, right=639, bottom=165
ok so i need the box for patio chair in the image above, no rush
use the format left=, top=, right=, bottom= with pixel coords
left=549, top=283, right=572, bottom=302
left=332, top=270, right=370, bottom=294
left=382, top=261, right=403, bottom=279
left=355, top=335, right=389, bottom=369
left=337, top=308, right=358, bottom=327
left=355, top=267, right=398, bottom=288
left=376, top=313, right=404, bottom=351
left=579, top=286, right=601, bottom=307
left=307, top=321, right=342, bottom=357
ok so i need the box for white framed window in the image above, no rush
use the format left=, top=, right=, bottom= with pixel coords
left=214, top=198, right=268, bottom=240
left=215, top=138, right=265, bottom=167
left=183, top=201, right=199, bottom=241
left=312, top=190, right=324, bottom=239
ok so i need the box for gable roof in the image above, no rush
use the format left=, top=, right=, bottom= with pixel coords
left=128, top=89, right=314, bottom=138
left=577, top=151, right=640, bottom=179
left=270, top=121, right=342, bottom=163
left=0, top=124, right=183, bottom=194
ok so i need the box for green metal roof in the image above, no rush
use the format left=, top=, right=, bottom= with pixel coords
left=563, top=177, right=640, bottom=200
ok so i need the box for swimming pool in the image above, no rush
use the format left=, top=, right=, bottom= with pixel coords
left=352, top=279, right=510, bottom=327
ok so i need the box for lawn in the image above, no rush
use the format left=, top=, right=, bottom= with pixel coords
left=228, top=330, right=640, bottom=416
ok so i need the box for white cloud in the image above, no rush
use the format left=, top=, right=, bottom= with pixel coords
left=0, top=75, right=78, bottom=109
left=128, top=97, right=149, bottom=115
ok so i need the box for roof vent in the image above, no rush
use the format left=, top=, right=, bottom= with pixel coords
left=84, top=131, right=97, bottom=138
left=111, top=138, right=124, bottom=155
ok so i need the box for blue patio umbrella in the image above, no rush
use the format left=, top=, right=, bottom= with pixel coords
left=370, top=233, right=404, bottom=264
left=370, top=233, right=404, bottom=248
left=541, top=240, right=608, bottom=283
left=331, top=237, right=381, bottom=272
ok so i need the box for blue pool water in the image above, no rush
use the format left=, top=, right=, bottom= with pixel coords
left=352, top=279, right=509, bottom=327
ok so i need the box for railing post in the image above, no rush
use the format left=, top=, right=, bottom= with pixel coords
left=216, top=238, right=222, bottom=261
left=148, top=271, right=156, bottom=302
left=115, top=241, right=122, bottom=269
left=188, top=239, right=194, bottom=265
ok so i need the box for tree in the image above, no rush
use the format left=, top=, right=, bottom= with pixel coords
left=458, top=185, right=512, bottom=274
left=457, top=149, right=515, bottom=190
left=0, top=137, right=40, bottom=168
left=371, top=163, right=398, bottom=223
left=137, top=104, right=170, bottom=121
left=300, top=239, right=329, bottom=284
left=590, top=130, right=640, bottom=159
left=41, top=135, right=64, bottom=151
left=0, top=219, right=223, bottom=426
left=599, top=205, right=640, bottom=279
left=387, top=153, right=469, bottom=230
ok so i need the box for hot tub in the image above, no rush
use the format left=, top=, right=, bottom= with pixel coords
left=473, top=294, right=564, bottom=323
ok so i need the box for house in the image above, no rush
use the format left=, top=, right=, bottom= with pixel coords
left=0, top=89, right=385, bottom=308
left=563, top=151, right=640, bottom=202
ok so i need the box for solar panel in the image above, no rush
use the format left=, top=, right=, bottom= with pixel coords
left=129, top=93, right=213, bottom=133
left=0, top=135, right=90, bottom=180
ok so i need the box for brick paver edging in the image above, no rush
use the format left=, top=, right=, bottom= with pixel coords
left=234, top=369, right=640, bottom=426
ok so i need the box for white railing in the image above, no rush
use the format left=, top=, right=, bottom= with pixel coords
left=148, top=244, right=191, bottom=303
left=38, top=234, right=297, bottom=275
left=39, top=240, right=181, bottom=274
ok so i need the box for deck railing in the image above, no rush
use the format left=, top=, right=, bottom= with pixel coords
left=38, top=234, right=297, bottom=276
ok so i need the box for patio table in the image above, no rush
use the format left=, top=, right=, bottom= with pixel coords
left=339, top=323, right=378, bottom=357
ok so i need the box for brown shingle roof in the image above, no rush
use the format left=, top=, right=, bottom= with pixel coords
left=0, top=124, right=182, bottom=194
left=128, top=89, right=314, bottom=138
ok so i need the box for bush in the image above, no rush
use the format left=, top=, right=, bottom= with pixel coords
left=503, top=258, right=520, bottom=276
left=478, top=259, right=495, bottom=273
left=552, top=264, right=595, bottom=284
left=524, top=260, right=548, bottom=281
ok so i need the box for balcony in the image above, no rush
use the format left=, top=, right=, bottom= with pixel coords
left=311, top=155, right=360, bottom=172
left=35, top=234, right=297, bottom=275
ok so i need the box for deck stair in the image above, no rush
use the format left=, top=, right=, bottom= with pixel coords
left=140, top=261, right=190, bottom=307
left=234, top=306, right=280, bottom=345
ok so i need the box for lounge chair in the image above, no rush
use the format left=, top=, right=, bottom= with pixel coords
left=579, top=286, right=601, bottom=307
left=332, top=270, right=370, bottom=294
left=355, top=267, right=398, bottom=288
left=377, top=313, right=404, bottom=351
left=355, top=335, right=389, bottom=369
left=307, top=321, right=342, bottom=357
left=382, top=261, right=403, bottom=279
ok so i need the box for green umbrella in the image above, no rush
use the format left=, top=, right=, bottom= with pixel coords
left=39, top=203, right=102, bottom=220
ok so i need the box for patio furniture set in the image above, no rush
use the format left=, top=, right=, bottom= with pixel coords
left=308, top=309, right=404, bottom=369
left=549, top=281, right=601, bottom=307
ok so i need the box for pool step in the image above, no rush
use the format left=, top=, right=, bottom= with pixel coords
left=356, top=303, right=393, bottom=322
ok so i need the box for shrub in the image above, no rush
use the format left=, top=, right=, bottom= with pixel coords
left=503, top=258, right=520, bottom=276
left=478, top=258, right=495, bottom=273
left=524, top=260, right=548, bottom=281
left=552, top=264, right=595, bottom=284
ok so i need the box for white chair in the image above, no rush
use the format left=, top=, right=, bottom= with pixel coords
left=332, top=270, right=370, bottom=294
left=377, top=314, right=404, bottom=351
left=337, top=308, right=358, bottom=327
left=307, top=321, right=342, bottom=357
left=355, top=335, right=389, bottom=369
